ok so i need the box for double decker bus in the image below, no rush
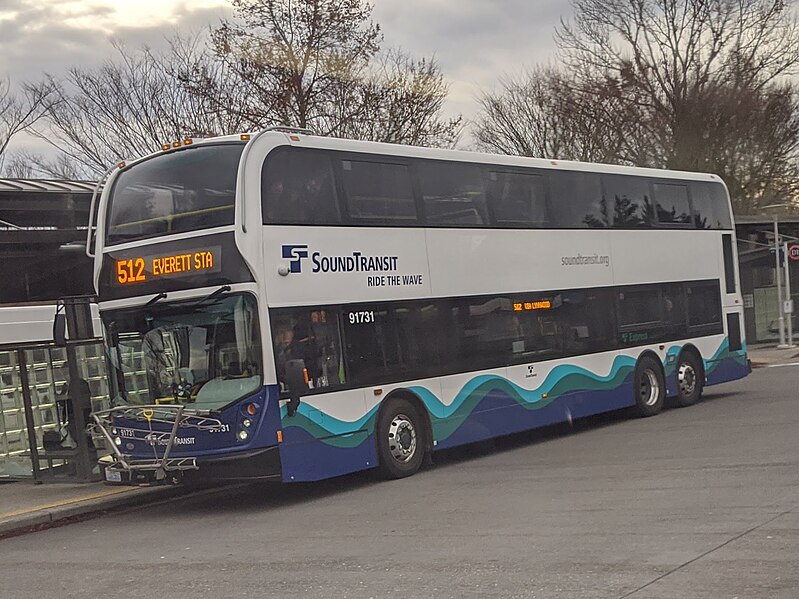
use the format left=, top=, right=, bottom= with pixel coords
left=88, top=127, right=749, bottom=485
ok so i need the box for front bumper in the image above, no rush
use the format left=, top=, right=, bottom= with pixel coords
left=102, top=445, right=283, bottom=485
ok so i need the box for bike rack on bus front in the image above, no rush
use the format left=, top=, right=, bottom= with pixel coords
left=89, top=405, right=225, bottom=482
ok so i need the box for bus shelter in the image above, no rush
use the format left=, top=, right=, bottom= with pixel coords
left=0, top=179, right=109, bottom=482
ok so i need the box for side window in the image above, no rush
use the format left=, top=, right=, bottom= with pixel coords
left=488, top=171, right=548, bottom=226
left=271, top=309, right=346, bottom=395
left=686, top=282, right=723, bottom=330
left=690, top=181, right=732, bottom=229
left=343, top=302, right=452, bottom=384
left=558, top=288, right=617, bottom=355
left=618, top=286, right=662, bottom=329
left=340, top=159, right=417, bottom=224
left=418, top=161, right=489, bottom=226
left=452, top=296, right=520, bottom=370
left=653, top=182, right=692, bottom=225
left=603, top=174, right=654, bottom=228
left=661, top=282, right=687, bottom=338
left=262, top=148, right=341, bottom=224
left=549, top=171, right=604, bottom=228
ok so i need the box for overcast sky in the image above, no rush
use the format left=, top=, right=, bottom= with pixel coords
left=0, top=0, right=570, bottom=153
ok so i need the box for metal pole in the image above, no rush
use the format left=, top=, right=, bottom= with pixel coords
left=17, top=349, right=42, bottom=483
left=775, top=215, right=787, bottom=346
left=784, top=241, right=795, bottom=347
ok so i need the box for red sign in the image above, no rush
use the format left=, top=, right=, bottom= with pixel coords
left=790, top=244, right=799, bottom=261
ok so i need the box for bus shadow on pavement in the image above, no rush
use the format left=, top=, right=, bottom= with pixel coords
left=147, top=390, right=745, bottom=516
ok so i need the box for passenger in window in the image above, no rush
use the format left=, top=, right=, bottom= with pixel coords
left=266, top=178, right=289, bottom=221
left=275, top=319, right=320, bottom=390
left=274, top=323, right=298, bottom=389
left=295, top=172, right=336, bottom=223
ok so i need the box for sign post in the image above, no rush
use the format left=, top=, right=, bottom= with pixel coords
left=783, top=242, right=795, bottom=348
left=774, top=217, right=787, bottom=347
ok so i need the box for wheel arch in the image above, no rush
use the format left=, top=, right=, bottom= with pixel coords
left=678, top=343, right=705, bottom=382
left=377, top=388, right=434, bottom=454
left=636, top=349, right=666, bottom=378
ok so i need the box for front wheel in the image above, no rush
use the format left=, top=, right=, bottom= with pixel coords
left=376, top=398, right=426, bottom=479
left=633, top=355, right=665, bottom=417
left=676, top=351, right=703, bottom=407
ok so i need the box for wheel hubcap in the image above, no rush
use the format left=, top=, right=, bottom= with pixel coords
left=388, top=414, right=417, bottom=463
left=678, top=363, right=696, bottom=396
left=639, top=369, right=660, bottom=406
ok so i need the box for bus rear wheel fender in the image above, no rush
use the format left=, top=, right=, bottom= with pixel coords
left=375, top=392, right=431, bottom=480
left=633, top=352, right=666, bottom=417
left=675, top=346, right=704, bottom=407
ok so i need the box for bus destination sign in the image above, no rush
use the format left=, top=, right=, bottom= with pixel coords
left=114, top=246, right=222, bottom=286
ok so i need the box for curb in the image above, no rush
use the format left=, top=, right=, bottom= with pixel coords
left=0, top=485, right=186, bottom=539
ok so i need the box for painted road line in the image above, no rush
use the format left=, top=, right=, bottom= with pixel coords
left=766, top=362, right=799, bottom=368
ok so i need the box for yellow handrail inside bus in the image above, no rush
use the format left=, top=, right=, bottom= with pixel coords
left=110, top=204, right=234, bottom=231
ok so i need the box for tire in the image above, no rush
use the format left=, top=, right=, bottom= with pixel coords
left=676, top=351, right=703, bottom=407
left=376, top=398, right=426, bottom=479
left=633, top=355, right=665, bottom=417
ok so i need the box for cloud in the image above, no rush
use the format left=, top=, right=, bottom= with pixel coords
left=0, top=1, right=231, bottom=85
left=374, top=0, right=570, bottom=117
left=1, top=0, right=571, bottom=156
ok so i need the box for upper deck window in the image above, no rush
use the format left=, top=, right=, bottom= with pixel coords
left=340, top=159, right=417, bottom=224
left=106, top=143, right=244, bottom=245
left=488, top=170, right=548, bottom=227
left=603, top=174, right=653, bottom=228
left=690, top=181, right=732, bottom=229
left=418, top=161, right=489, bottom=227
left=653, top=182, right=692, bottom=226
left=549, top=171, right=605, bottom=228
left=263, top=148, right=341, bottom=224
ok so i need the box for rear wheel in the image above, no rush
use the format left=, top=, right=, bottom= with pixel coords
left=676, top=351, right=703, bottom=407
left=634, top=355, right=665, bottom=417
left=376, top=398, right=426, bottom=479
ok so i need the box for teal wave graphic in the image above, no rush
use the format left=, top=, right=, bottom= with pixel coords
left=281, top=337, right=740, bottom=446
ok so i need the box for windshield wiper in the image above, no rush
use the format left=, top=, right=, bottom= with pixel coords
left=190, top=285, right=231, bottom=307
left=145, top=292, right=167, bottom=306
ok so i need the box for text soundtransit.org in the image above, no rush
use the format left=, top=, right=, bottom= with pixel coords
left=560, top=254, right=611, bottom=267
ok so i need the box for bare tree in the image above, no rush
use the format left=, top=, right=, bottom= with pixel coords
left=207, top=0, right=461, bottom=145
left=212, top=0, right=381, bottom=132
left=2, top=150, right=88, bottom=180
left=474, top=0, right=799, bottom=213
left=473, top=66, right=635, bottom=161
left=335, top=50, right=463, bottom=147
left=555, top=0, right=799, bottom=211
left=36, top=35, right=245, bottom=177
left=0, top=77, right=57, bottom=175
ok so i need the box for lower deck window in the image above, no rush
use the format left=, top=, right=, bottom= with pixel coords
left=270, top=279, right=724, bottom=392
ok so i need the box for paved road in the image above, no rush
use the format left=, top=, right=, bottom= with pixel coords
left=1, top=366, right=798, bottom=599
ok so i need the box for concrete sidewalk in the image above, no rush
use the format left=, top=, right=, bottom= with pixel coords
left=0, top=480, right=186, bottom=539
left=747, top=343, right=799, bottom=368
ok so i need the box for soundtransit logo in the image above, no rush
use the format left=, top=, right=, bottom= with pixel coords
left=282, top=244, right=309, bottom=273
left=281, top=244, right=399, bottom=274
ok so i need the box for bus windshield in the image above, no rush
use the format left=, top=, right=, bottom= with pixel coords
left=106, top=143, right=245, bottom=245
left=104, top=293, right=262, bottom=411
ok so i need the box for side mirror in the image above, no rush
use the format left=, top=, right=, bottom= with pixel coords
left=53, top=307, right=67, bottom=347
left=284, top=359, right=309, bottom=417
